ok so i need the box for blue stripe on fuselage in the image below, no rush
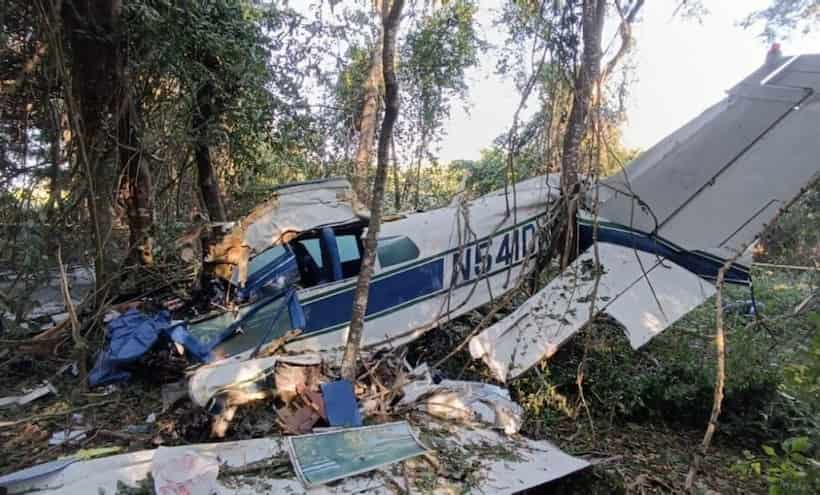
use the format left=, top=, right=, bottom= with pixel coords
left=301, top=258, right=445, bottom=333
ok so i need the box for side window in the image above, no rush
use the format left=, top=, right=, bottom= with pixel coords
left=246, top=245, right=287, bottom=277
left=297, top=238, right=323, bottom=268
left=377, top=236, right=420, bottom=268
left=336, top=235, right=360, bottom=262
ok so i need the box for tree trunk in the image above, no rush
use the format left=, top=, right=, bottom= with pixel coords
left=192, top=80, right=227, bottom=222
left=557, top=0, right=605, bottom=269
left=351, top=0, right=384, bottom=204
left=118, top=95, right=154, bottom=266
left=391, top=136, right=401, bottom=211
left=46, top=101, right=62, bottom=216
left=413, top=127, right=427, bottom=210
left=61, top=0, right=122, bottom=301
left=340, top=0, right=406, bottom=381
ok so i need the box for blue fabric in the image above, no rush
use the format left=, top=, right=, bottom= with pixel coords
left=168, top=324, right=211, bottom=362
left=105, top=310, right=168, bottom=364
left=321, top=380, right=363, bottom=427
left=89, top=310, right=210, bottom=387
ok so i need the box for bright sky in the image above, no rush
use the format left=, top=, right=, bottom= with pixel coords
left=438, top=0, right=820, bottom=162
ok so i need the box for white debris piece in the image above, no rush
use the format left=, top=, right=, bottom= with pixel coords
left=470, top=242, right=716, bottom=381
left=0, top=383, right=57, bottom=409
left=152, top=449, right=220, bottom=495
left=3, top=422, right=588, bottom=494
left=400, top=379, right=523, bottom=435
left=188, top=353, right=321, bottom=408
left=48, top=429, right=87, bottom=446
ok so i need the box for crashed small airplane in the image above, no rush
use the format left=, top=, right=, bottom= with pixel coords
left=139, top=50, right=820, bottom=386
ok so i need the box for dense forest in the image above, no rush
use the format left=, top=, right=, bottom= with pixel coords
left=0, top=0, right=818, bottom=493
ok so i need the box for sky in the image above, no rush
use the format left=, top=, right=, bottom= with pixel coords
left=437, top=0, right=820, bottom=162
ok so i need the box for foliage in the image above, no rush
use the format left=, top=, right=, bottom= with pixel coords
left=733, top=317, right=820, bottom=495
left=398, top=0, right=483, bottom=159
left=125, top=0, right=318, bottom=206
left=743, top=0, right=820, bottom=41
left=733, top=435, right=819, bottom=495
left=513, top=270, right=818, bottom=442
left=758, top=185, right=819, bottom=268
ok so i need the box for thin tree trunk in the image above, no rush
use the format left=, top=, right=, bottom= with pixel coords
left=685, top=259, right=730, bottom=489
left=413, top=128, right=427, bottom=210
left=61, top=0, right=122, bottom=303
left=391, top=136, right=400, bottom=211
left=557, top=0, right=605, bottom=269
left=340, top=0, right=406, bottom=381
left=193, top=80, right=227, bottom=222
left=118, top=95, right=154, bottom=266
left=351, top=0, right=384, bottom=204
left=46, top=101, right=62, bottom=216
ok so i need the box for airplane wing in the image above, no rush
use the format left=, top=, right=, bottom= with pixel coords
left=469, top=242, right=716, bottom=381
left=598, top=53, right=820, bottom=261
left=470, top=52, right=820, bottom=382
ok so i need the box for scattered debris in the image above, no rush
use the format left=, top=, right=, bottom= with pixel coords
left=48, top=429, right=87, bottom=446
left=399, top=379, right=523, bottom=435
left=0, top=457, right=78, bottom=489
left=287, top=421, right=428, bottom=487
left=321, top=379, right=362, bottom=427
left=151, top=449, right=220, bottom=495
left=89, top=309, right=210, bottom=387
left=160, top=380, right=189, bottom=412
left=0, top=382, right=57, bottom=409
left=275, top=391, right=325, bottom=434
left=0, top=418, right=589, bottom=494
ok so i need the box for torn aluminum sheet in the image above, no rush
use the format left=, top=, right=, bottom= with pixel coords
left=287, top=421, right=427, bottom=487
left=204, top=177, right=369, bottom=283
left=0, top=457, right=78, bottom=488
left=399, top=379, right=523, bottom=435
left=0, top=382, right=56, bottom=409
left=421, top=420, right=590, bottom=493
left=470, top=242, right=716, bottom=382
left=4, top=422, right=588, bottom=494
left=152, top=449, right=220, bottom=495
left=188, top=353, right=321, bottom=409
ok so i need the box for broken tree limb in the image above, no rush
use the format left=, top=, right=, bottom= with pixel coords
left=684, top=256, right=733, bottom=490
left=0, top=399, right=117, bottom=428
left=57, top=245, right=88, bottom=389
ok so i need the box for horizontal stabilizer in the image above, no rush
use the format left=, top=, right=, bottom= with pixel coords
left=599, top=54, right=820, bottom=260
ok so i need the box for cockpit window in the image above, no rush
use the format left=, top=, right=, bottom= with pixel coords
left=247, top=245, right=287, bottom=276
left=296, top=238, right=324, bottom=268
left=377, top=236, right=420, bottom=268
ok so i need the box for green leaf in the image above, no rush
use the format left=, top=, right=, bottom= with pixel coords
left=763, top=445, right=777, bottom=457
left=782, top=436, right=810, bottom=454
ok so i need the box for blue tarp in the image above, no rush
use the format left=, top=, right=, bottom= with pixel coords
left=88, top=310, right=210, bottom=387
